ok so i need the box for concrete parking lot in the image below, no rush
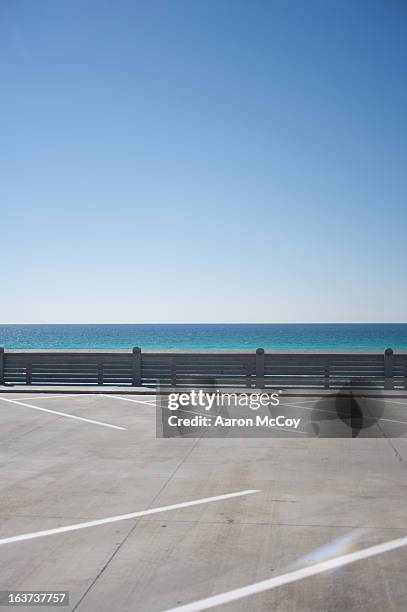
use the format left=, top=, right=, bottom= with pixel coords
left=0, top=391, right=407, bottom=611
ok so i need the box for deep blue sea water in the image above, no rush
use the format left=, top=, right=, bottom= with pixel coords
left=0, top=324, right=406, bottom=350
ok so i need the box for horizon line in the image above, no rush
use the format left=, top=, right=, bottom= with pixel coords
left=1, top=322, right=406, bottom=326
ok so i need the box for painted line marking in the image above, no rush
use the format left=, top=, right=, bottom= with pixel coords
left=283, top=396, right=407, bottom=408
left=106, top=396, right=214, bottom=419
left=16, top=394, right=97, bottom=401
left=163, top=533, right=407, bottom=612
left=374, top=416, right=407, bottom=426
left=15, top=393, right=156, bottom=403
left=283, top=400, right=407, bottom=426
left=280, top=397, right=323, bottom=405
left=0, top=490, right=259, bottom=546
left=366, top=398, right=407, bottom=407
left=282, top=401, right=336, bottom=415
left=270, top=426, right=306, bottom=435
left=103, top=394, right=156, bottom=407
left=0, top=396, right=126, bottom=430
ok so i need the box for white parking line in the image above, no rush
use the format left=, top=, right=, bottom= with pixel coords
left=163, top=533, right=407, bottom=612
left=280, top=426, right=306, bottom=434
left=16, top=394, right=94, bottom=401
left=367, top=398, right=407, bottom=407
left=282, top=401, right=336, bottom=414
left=106, top=395, right=214, bottom=420
left=283, top=400, right=407, bottom=426
left=0, top=490, right=259, bottom=546
left=104, top=394, right=156, bottom=407
left=280, top=397, right=322, bottom=405
left=0, top=396, right=126, bottom=430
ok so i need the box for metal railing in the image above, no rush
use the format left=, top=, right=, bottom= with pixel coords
left=0, top=347, right=406, bottom=389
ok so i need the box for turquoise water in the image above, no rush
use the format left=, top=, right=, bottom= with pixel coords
left=0, top=324, right=406, bottom=350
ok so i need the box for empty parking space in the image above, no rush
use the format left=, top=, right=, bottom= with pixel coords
left=0, top=392, right=406, bottom=611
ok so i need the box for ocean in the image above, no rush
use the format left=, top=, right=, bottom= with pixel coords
left=0, top=324, right=406, bottom=351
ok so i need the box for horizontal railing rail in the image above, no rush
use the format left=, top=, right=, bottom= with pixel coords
left=0, top=347, right=406, bottom=389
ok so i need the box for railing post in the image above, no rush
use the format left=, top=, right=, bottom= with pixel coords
left=255, top=348, right=265, bottom=388
left=246, top=357, right=253, bottom=388
left=132, top=347, right=142, bottom=386
left=170, top=357, right=177, bottom=387
left=97, top=362, right=104, bottom=385
left=0, top=348, right=4, bottom=385
left=384, top=348, right=394, bottom=390
left=324, top=360, right=330, bottom=389
left=26, top=361, right=32, bottom=385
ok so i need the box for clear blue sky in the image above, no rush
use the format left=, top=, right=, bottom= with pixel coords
left=1, top=0, right=406, bottom=323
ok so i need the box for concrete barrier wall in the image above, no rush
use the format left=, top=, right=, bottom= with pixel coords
left=1, top=347, right=406, bottom=389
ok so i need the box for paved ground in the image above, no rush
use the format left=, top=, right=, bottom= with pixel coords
left=0, top=391, right=407, bottom=611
